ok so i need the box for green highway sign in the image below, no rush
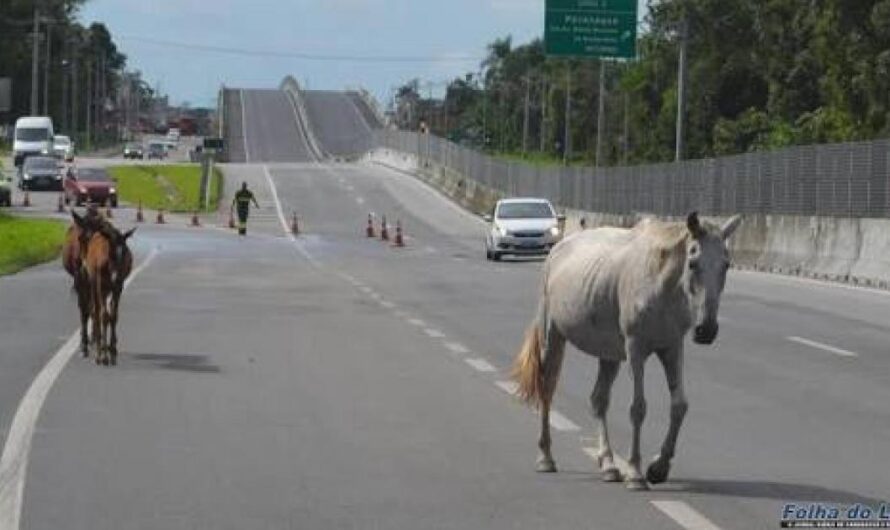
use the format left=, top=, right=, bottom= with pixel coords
left=545, top=0, right=638, bottom=59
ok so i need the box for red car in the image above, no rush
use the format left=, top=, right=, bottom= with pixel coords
left=64, top=167, right=118, bottom=207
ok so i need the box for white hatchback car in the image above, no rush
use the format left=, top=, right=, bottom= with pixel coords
left=484, top=198, right=565, bottom=261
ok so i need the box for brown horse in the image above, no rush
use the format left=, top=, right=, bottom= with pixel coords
left=62, top=210, right=107, bottom=357
left=83, top=223, right=136, bottom=366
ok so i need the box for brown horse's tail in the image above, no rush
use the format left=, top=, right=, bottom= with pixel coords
left=512, top=322, right=544, bottom=408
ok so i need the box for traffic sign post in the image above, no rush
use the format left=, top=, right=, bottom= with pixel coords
left=545, top=0, right=638, bottom=59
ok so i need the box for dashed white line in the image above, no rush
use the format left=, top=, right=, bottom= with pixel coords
left=549, top=411, right=581, bottom=432
left=445, top=342, right=470, bottom=355
left=355, top=197, right=365, bottom=205
left=786, top=336, right=858, bottom=358
left=407, top=318, right=426, bottom=327
left=464, top=358, right=497, bottom=373
left=380, top=301, right=396, bottom=309
left=423, top=328, right=446, bottom=339
left=262, top=165, right=317, bottom=266
left=651, top=501, right=723, bottom=530
left=495, top=380, right=518, bottom=395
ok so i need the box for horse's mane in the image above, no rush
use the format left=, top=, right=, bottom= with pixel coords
left=633, top=218, right=692, bottom=288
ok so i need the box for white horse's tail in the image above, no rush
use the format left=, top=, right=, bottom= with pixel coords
left=512, top=321, right=544, bottom=407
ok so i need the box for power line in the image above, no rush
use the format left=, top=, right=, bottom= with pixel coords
left=117, top=35, right=484, bottom=64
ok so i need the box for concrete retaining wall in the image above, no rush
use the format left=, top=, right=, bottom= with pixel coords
left=368, top=148, right=890, bottom=290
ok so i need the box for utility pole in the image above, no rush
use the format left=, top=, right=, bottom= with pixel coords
left=43, top=24, right=51, bottom=115
left=522, top=75, right=530, bottom=155
left=72, top=51, right=78, bottom=137
left=540, top=76, right=547, bottom=153
left=623, top=91, right=630, bottom=164
left=482, top=78, right=488, bottom=149
left=675, top=17, right=689, bottom=162
left=85, top=59, right=92, bottom=148
left=595, top=61, right=607, bottom=167
left=31, top=7, right=40, bottom=115
left=563, top=64, right=572, bottom=166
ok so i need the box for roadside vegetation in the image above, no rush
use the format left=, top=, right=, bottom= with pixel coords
left=396, top=1, right=890, bottom=166
left=0, top=213, right=67, bottom=276
left=108, top=165, right=222, bottom=212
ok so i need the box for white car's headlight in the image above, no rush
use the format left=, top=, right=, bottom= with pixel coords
left=23, top=173, right=32, bottom=180
left=550, top=226, right=561, bottom=237
left=497, top=225, right=509, bottom=237
left=109, top=188, right=117, bottom=194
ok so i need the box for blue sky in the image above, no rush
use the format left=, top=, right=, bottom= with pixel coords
left=80, top=0, right=649, bottom=108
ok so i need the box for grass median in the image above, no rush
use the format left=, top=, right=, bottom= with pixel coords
left=108, top=164, right=222, bottom=213
left=0, top=213, right=67, bottom=276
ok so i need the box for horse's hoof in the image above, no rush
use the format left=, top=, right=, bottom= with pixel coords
left=536, top=459, right=558, bottom=473
left=646, top=458, right=671, bottom=485
left=625, top=478, right=649, bottom=491
left=601, top=467, right=622, bottom=483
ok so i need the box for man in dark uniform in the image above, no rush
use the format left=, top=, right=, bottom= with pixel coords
left=232, top=182, right=259, bottom=235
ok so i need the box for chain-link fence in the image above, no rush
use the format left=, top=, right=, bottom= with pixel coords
left=372, top=129, right=890, bottom=218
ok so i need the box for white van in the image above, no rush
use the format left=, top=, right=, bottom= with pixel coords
left=14, top=116, right=54, bottom=167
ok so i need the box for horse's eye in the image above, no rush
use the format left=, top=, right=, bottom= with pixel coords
left=689, top=261, right=700, bottom=272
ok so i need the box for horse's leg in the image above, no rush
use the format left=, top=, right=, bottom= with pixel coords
left=76, top=277, right=91, bottom=358
left=625, top=338, right=649, bottom=490
left=91, top=279, right=104, bottom=365
left=536, top=324, right=566, bottom=473
left=108, top=288, right=121, bottom=366
left=591, top=358, right=621, bottom=482
left=646, top=344, right=688, bottom=485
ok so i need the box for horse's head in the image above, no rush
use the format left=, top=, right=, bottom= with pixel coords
left=71, top=210, right=105, bottom=251
left=98, top=224, right=137, bottom=269
left=683, top=212, right=742, bottom=345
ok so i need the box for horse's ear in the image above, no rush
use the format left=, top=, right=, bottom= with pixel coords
left=687, top=212, right=705, bottom=239
left=122, top=227, right=137, bottom=241
left=721, top=215, right=743, bottom=241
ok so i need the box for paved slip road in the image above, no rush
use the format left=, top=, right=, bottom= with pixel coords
left=5, top=88, right=889, bottom=530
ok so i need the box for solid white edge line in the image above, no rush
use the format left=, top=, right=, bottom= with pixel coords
left=651, top=501, right=723, bottom=530
left=464, top=358, right=497, bottom=373
left=423, top=328, right=446, bottom=339
left=548, top=410, right=581, bottom=432
left=407, top=318, right=426, bottom=327
left=445, top=342, right=470, bottom=355
left=786, top=336, right=858, bottom=358
left=262, top=165, right=317, bottom=266
left=495, top=380, right=518, bottom=395
left=240, top=89, right=250, bottom=164
left=0, top=247, right=160, bottom=530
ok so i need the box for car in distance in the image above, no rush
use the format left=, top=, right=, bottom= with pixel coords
left=19, top=156, right=63, bottom=191
left=484, top=198, right=565, bottom=261
left=167, top=128, right=181, bottom=142
left=147, top=142, right=167, bottom=160
left=64, top=167, right=118, bottom=207
left=53, top=135, right=75, bottom=162
left=13, top=116, right=54, bottom=167
left=123, top=143, right=145, bottom=159
left=0, top=167, right=12, bottom=207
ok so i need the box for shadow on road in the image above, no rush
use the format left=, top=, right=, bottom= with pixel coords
left=658, top=478, right=884, bottom=505
left=127, top=353, right=222, bottom=374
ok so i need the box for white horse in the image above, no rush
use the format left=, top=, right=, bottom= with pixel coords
left=512, top=212, right=742, bottom=490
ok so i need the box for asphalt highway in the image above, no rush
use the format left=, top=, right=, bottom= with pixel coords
left=2, top=88, right=888, bottom=530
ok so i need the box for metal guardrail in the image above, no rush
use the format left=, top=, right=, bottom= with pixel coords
left=372, top=129, right=890, bottom=219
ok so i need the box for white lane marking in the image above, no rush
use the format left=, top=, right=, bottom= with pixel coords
left=464, top=358, right=497, bottom=373
left=445, top=342, right=470, bottom=355
left=407, top=318, right=426, bottom=327
left=425, top=246, right=437, bottom=254
left=651, top=501, right=723, bottom=530
left=360, top=286, right=374, bottom=295
left=495, top=380, right=518, bottom=395
left=581, top=445, right=634, bottom=478
left=263, top=165, right=318, bottom=267
left=424, top=328, right=446, bottom=339
left=0, top=248, right=160, bottom=530
left=549, top=411, right=581, bottom=432
left=786, top=336, right=858, bottom=358
left=356, top=197, right=365, bottom=205
left=380, top=301, right=396, bottom=309
left=240, top=89, right=250, bottom=164
left=345, top=185, right=355, bottom=192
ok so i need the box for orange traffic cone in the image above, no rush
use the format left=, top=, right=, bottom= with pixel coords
left=57, top=194, right=65, bottom=213
left=366, top=213, right=375, bottom=238
left=156, top=209, right=166, bottom=224
left=190, top=211, right=201, bottom=227
left=380, top=215, right=389, bottom=241
left=393, top=219, right=405, bottom=247
left=136, top=201, right=145, bottom=223
left=291, top=212, right=300, bottom=235
left=22, top=191, right=31, bottom=207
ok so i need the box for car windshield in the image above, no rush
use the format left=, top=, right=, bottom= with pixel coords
left=126, top=144, right=141, bottom=149
left=55, top=137, right=71, bottom=146
left=16, top=128, right=50, bottom=142
left=24, top=157, right=57, bottom=170
left=497, top=202, right=554, bottom=219
left=77, top=169, right=109, bottom=182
